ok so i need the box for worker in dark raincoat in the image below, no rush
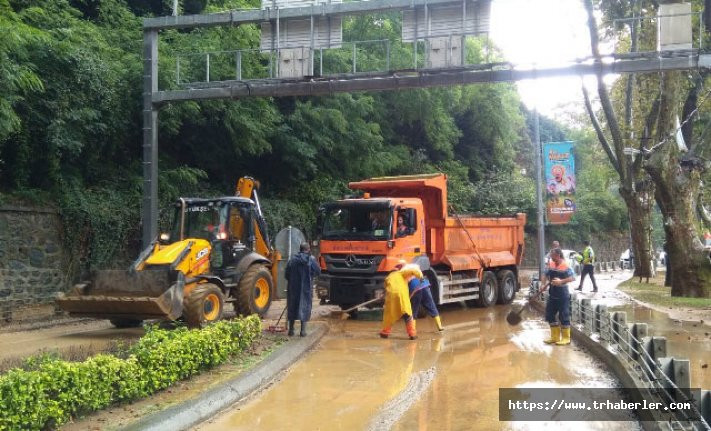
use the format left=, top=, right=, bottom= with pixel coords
left=285, top=242, right=321, bottom=337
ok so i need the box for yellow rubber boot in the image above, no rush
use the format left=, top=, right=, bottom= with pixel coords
left=544, top=326, right=561, bottom=344
left=434, top=315, right=444, bottom=331
left=556, top=327, right=571, bottom=345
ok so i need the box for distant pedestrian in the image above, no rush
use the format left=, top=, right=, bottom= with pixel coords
left=285, top=242, right=321, bottom=337
left=380, top=261, right=420, bottom=340
left=408, top=275, right=443, bottom=332
left=575, top=240, right=598, bottom=293
left=541, top=248, right=575, bottom=346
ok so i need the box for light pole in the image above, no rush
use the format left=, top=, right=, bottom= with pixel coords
left=534, top=107, right=545, bottom=280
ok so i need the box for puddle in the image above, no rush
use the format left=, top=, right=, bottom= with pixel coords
left=0, top=321, right=143, bottom=367
left=195, top=305, right=639, bottom=431
left=608, top=303, right=711, bottom=388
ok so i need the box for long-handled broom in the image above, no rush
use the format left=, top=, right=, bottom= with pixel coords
left=506, top=283, right=548, bottom=326
left=331, top=297, right=383, bottom=320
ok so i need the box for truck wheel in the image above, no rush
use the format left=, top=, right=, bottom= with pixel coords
left=236, top=265, right=273, bottom=317
left=496, top=270, right=516, bottom=304
left=109, top=318, right=143, bottom=329
left=476, top=271, right=498, bottom=307
left=184, top=283, right=224, bottom=328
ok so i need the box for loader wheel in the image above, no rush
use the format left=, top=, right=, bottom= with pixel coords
left=496, top=270, right=516, bottom=304
left=236, top=265, right=273, bottom=317
left=184, top=283, right=224, bottom=328
left=109, top=319, right=143, bottom=329
left=476, top=271, right=498, bottom=308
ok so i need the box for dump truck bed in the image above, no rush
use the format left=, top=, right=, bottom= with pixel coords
left=429, top=214, right=525, bottom=271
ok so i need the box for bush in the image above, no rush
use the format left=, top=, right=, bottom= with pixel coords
left=0, top=315, right=261, bottom=431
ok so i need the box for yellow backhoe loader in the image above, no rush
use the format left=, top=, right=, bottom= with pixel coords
left=57, top=177, right=280, bottom=328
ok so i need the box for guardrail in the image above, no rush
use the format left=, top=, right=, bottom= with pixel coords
left=532, top=285, right=711, bottom=430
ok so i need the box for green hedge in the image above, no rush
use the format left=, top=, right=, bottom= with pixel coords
left=0, top=315, right=261, bottom=431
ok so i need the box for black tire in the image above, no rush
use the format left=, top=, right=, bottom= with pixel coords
left=476, top=271, right=498, bottom=307
left=235, top=265, right=273, bottom=317
left=496, top=270, right=516, bottom=304
left=183, top=283, right=224, bottom=328
left=109, top=318, right=143, bottom=328
left=424, top=271, right=440, bottom=306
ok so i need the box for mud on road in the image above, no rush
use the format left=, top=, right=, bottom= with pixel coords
left=196, top=303, right=639, bottom=431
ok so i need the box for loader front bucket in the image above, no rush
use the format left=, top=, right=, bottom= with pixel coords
left=56, top=268, right=185, bottom=321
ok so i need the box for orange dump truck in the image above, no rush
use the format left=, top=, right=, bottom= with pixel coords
left=316, top=173, right=526, bottom=311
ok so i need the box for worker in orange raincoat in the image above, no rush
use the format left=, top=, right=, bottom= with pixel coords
left=379, top=262, right=422, bottom=340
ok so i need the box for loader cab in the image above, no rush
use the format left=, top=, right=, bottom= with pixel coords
left=167, top=198, right=261, bottom=269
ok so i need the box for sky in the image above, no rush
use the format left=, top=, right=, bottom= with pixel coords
left=489, top=0, right=602, bottom=121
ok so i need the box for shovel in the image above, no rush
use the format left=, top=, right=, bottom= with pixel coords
left=331, top=297, right=383, bottom=320
left=506, top=283, right=548, bottom=326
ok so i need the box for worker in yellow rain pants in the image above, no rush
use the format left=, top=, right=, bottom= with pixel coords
left=380, top=262, right=422, bottom=340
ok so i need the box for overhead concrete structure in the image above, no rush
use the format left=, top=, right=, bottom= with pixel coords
left=140, top=0, right=708, bottom=246
left=658, top=2, right=693, bottom=51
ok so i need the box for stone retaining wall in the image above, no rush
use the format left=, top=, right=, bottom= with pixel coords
left=0, top=205, right=68, bottom=322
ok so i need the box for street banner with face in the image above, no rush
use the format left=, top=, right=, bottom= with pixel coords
left=543, top=141, right=576, bottom=224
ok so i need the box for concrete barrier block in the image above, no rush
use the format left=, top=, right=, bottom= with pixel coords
left=642, top=337, right=668, bottom=379
left=599, top=308, right=611, bottom=344
left=657, top=357, right=692, bottom=401
left=612, top=312, right=627, bottom=345
left=698, top=390, right=711, bottom=426
left=581, top=299, right=593, bottom=333
left=595, top=304, right=607, bottom=334
left=570, top=294, right=579, bottom=323
left=630, top=323, right=648, bottom=361
left=651, top=336, right=667, bottom=360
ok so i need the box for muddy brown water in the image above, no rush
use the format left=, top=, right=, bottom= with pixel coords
left=195, top=304, right=639, bottom=431
left=569, top=271, right=711, bottom=388
left=607, top=303, right=711, bottom=389
left=0, top=321, right=143, bottom=368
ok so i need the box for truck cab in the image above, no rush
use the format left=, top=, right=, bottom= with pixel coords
left=316, top=196, right=429, bottom=310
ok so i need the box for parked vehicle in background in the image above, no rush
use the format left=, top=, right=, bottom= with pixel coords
left=561, top=249, right=582, bottom=275
left=620, top=249, right=633, bottom=269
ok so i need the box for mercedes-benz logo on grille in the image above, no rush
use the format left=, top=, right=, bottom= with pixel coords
left=344, top=254, right=357, bottom=268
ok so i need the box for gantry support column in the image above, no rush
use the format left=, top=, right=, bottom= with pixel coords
left=142, top=29, right=159, bottom=248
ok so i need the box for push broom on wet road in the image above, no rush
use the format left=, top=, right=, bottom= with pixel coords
left=506, top=283, right=549, bottom=326
left=331, top=297, right=384, bottom=320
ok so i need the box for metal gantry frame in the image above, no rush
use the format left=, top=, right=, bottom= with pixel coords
left=141, top=0, right=711, bottom=246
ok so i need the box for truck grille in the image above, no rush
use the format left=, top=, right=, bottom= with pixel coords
left=323, top=254, right=384, bottom=273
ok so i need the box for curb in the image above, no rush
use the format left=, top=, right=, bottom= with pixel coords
left=120, top=321, right=329, bottom=431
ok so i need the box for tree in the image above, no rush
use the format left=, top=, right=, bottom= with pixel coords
left=584, top=0, right=711, bottom=297
left=582, top=0, right=657, bottom=281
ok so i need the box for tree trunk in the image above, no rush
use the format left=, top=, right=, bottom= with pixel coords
left=645, top=72, right=711, bottom=298
left=620, top=188, right=655, bottom=278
